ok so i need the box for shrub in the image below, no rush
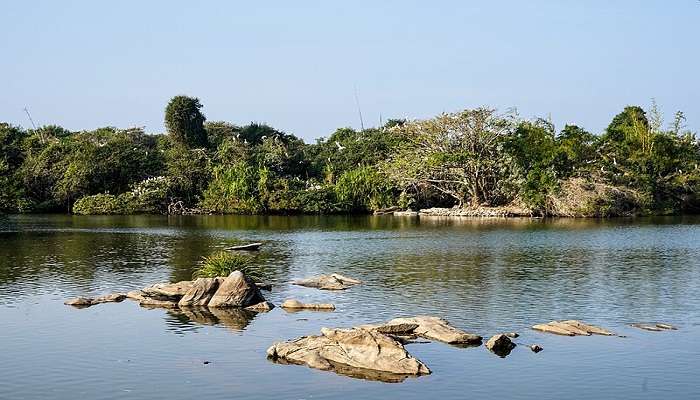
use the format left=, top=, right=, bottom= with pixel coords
left=192, top=251, right=263, bottom=280
left=72, top=193, right=133, bottom=215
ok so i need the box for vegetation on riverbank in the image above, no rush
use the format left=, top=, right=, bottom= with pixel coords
left=1, top=97, right=698, bottom=216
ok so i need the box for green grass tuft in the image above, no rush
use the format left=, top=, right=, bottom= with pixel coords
left=192, top=251, right=263, bottom=280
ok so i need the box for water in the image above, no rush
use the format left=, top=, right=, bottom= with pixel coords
left=1, top=214, right=699, bottom=399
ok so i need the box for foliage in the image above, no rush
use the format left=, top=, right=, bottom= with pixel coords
left=2, top=96, right=699, bottom=217
left=72, top=193, right=133, bottom=215
left=165, top=95, right=208, bottom=148
left=192, top=251, right=262, bottom=280
left=384, top=108, right=516, bottom=207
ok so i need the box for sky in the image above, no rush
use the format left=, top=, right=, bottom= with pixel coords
left=2, top=1, right=699, bottom=141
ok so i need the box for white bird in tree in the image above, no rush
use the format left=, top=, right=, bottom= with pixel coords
left=335, top=141, right=346, bottom=151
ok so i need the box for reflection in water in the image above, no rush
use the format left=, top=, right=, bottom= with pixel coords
left=165, top=307, right=258, bottom=334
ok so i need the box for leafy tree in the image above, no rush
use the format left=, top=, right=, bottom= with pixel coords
left=165, top=95, right=208, bottom=148
left=385, top=108, right=516, bottom=206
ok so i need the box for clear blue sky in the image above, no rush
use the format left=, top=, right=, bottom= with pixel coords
left=2, top=1, right=698, bottom=141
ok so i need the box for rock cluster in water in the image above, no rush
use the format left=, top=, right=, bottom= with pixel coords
left=267, top=315, right=482, bottom=382
left=65, top=271, right=272, bottom=312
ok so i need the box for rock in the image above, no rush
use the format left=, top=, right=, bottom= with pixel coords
left=64, top=293, right=126, bottom=308
left=178, top=278, right=220, bottom=307
left=631, top=322, right=677, bottom=332
left=126, top=290, right=146, bottom=301
left=246, top=301, right=275, bottom=312
left=549, top=321, right=591, bottom=336
left=533, top=320, right=615, bottom=336
left=267, top=327, right=430, bottom=382
left=530, top=344, right=543, bottom=353
left=485, top=334, right=516, bottom=357
left=143, top=281, right=193, bottom=299
left=208, top=270, right=266, bottom=308
left=359, top=322, right=419, bottom=335
left=532, top=323, right=576, bottom=336
left=281, top=299, right=335, bottom=311
left=64, top=297, right=93, bottom=307
left=654, top=323, right=677, bottom=330
left=504, top=332, right=519, bottom=338
left=292, top=273, right=362, bottom=290
left=138, top=297, right=179, bottom=308
left=561, top=320, right=615, bottom=336
left=225, top=242, right=263, bottom=251
left=393, top=210, right=419, bottom=217
left=383, top=316, right=482, bottom=344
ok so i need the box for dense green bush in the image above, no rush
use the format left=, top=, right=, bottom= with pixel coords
left=72, top=193, right=133, bottom=215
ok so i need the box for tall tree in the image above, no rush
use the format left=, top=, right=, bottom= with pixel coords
left=164, top=96, right=208, bottom=148
left=385, top=108, right=516, bottom=206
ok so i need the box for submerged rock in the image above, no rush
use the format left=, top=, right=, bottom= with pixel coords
left=530, top=344, right=543, bottom=353
left=630, top=322, right=678, bottom=332
left=281, top=299, right=335, bottom=311
left=485, top=334, right=516, bottom=357
left=208, top=271, right=266, bottom=308
left=267, top=327, right=430, bottom=382
left=383, top=316, right=482, bottom=344
left=532, top=320, right=614, bottom=336
left=292, top=273, right=362, bottom=290
left=64, top=293, right=126, bottom=308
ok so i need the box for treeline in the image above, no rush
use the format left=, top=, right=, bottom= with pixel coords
left=1, top=96, right=698, bottom=216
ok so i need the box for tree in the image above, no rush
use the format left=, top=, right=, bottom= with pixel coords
left=165, top=96, right=208, bottom=148
left=385, top=108, right=516, bottom=207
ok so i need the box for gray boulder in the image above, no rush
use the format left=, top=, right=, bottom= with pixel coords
left=178, top=278, right=221, bottom=307
left=208, top=271, right=266, bottom=308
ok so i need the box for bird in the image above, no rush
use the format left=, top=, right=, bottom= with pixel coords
left=335, top=141, right=346, bottom=151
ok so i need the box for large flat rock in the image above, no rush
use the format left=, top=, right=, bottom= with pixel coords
left=383, top=316, right=482, bottom=344
left=267, top=327, right=430, bottom=382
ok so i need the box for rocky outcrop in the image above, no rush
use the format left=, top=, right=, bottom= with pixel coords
left=381, top=316, right=482, bottom=344
left=64, top=293, right=126, bottom=307
left=419, top=206, right=531, bottom=218
left=630, top=323, right=678, bottom=332
left=178, top=278, right=221, bottom=307
left=292, top=273, right=362, bottom=290
left=485, top=334, right=516, bottom=357
left=532, top=320, right=615, bottom=336
left=267, top=326, right=430, bottom=382
left=208, top=271, right=266, bottom=308
left=281, top=299, right=335, bottom=311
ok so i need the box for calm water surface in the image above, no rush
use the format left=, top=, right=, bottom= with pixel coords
left=1, top=214, right=699, bottom=399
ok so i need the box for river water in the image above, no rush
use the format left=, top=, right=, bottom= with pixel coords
left=1, top=214, right=699, bottom=399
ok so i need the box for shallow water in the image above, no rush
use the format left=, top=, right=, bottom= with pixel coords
left=1, top=214, right=699, bottom=399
